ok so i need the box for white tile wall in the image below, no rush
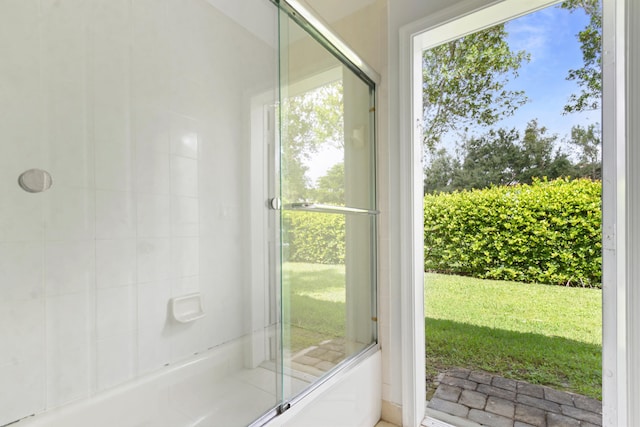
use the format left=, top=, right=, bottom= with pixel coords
left=44, top=187, right=96, bottom=241
left=171, top=157, right=198, bottom=198
left=0, top=355, right=46, bottom=427
left=171, top=237, right=199, bottom=278
left=46, top=340, right=91, bottom=407
left=137, top=194, right=171, bottom=237
left=0, top=0, right=277, bottom=424
left=96, top=190, right=136, bottom=239
left=170, top=115, right=200, bottom=159
left=137, top=238, right=172, bottom=283
left=137, top=327, right=172, bottom=375
left=96, top=239, right=137, bottom=288
left=137, top=281, right=172, bottom=374
left=0, top=241, right=44, bottom=301
left=46, top=292, right=91, bottom=406
left=96, top=334, right=136, bottom=391
left=45, top=240, right=95, bottom=296
left=133, top=107, right=170, bottom=155
left=0, top=186, right=45, bottom=242
left=0, top=298, right=46, bottom=426
left=96, top=285, right=136, bottom=340
left=171, top=196, right=199, bottom=237
left=136, top=150, right=171, bottom=195
left=0, top=298, right=45, bottom=365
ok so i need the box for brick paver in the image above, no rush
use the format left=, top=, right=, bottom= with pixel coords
left=477, top=384, right=517, bottom=400
left=517, top=394, right=562, bottom=413
left=486, top=396, right=515, bottom=418
left=468, top=409, right=513, bottom=427
left=547, top=412, right=581, bottom=427
left=460, top=389, right=487, bottom=409
left=517, top=382, right=545, bottom=399
left=434, top=384, right=462, bottom=402
left=429, top=397, right=470, bottom=418
left=290, top=338, right=346, bottom=375
left=426, top=369, right=602, bottom=427
left=515, top=404, right=546, bottom=427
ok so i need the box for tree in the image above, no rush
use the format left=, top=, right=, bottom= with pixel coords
left=423, top=149, right=460, bottom=193
left=312, top=162, right=345, bottom=205
left=566, top=123, right=602, bottom=179
left=452, top=128, right=523, bottom=190
left=517, top=119, right=573, bottom=184
left=561, top=0, right=602, bottom=113
left=281, top=81, right=344, bottom=202
left=423, top=120, right=577, bottom=193
left=422, top=25, right=530, bottom=151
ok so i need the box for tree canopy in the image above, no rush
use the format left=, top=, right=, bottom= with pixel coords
left=560, top=0, right=602, bottom=113
left=421, top=1, right=602, bottom=194
left=311, top=162, right=345, bottom=205
left=566, top=123, right=602, bottom=180
left=423, top=120, right=596, bottom=193
left=281, top=81, right=344, bottom=202
left=421, top=25, right=530, bottom=151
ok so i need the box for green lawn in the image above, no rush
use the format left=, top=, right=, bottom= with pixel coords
left=426, top=272, right=602, bottom=399
left=283, top=263, right=347, bottom=352
left=284, top=263, right=603, bottom=400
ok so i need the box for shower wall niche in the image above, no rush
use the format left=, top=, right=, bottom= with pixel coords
left=0, top=0, right=378, bottom=426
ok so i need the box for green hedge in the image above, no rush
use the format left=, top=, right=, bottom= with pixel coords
left=284, top=211, right=345, bottom=264
left=424, top=178, right=602, bottom=287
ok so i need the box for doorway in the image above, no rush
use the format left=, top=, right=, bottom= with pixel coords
left=398, top=0, right=624, bottom=425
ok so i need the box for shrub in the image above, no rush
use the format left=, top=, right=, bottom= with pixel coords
left=423, top=178, right=602, bottom=287
left=284, top=211, right=345, bottom=264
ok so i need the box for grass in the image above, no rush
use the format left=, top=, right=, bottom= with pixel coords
left=283, top=263, right=603, bottom=399
left=283, top=263, right=346, bottom=352
left=426, top=273, right=602, bottom=399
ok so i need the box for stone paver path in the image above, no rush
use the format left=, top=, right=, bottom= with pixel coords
left=289, top=338, right=346, bottom=376
left=427, top=368, right=602, bottom=427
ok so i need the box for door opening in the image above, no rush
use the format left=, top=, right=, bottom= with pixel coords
left=404, top=0, right=613, bottom=425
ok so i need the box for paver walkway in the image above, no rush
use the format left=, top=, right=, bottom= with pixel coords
left=426, top=368, right=602, bottom=427
left=290, top=338, right=347, bottom=376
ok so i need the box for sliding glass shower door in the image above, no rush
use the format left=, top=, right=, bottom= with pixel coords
left=276, top=5, right=378, bottom=406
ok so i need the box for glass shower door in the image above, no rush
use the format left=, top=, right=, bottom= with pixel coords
left=277, top=6, right=378, bottom=405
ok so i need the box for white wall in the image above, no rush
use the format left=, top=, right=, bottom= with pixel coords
left=0, top=1, right=276, bottom=425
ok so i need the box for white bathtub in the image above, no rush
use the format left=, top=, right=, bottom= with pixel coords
left=14, top=343, right=381, bottom=427
left=16, top=340, right=298, bottom=427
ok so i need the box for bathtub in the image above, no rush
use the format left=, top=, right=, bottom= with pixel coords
left=14, top=342, right=381, bottom=427
left=15, top=339, right=304, bottom=427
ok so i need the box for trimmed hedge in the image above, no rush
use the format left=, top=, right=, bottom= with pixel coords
left=284, top=211, right=345, bottom=264
left=424, top=178, right=602, bottom=287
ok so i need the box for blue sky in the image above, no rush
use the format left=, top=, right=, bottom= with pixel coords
left=441, top=4, right=601, bottom=154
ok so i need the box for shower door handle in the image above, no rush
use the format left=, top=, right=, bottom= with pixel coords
left=269, top=197, right=282, bottom=210
left=284, top=202, right=379, bottom=216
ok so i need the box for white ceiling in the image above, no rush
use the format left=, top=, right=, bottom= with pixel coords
left=302, top=0, right=379, bottom=24
left=203, top=0, right=378, bottom=49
